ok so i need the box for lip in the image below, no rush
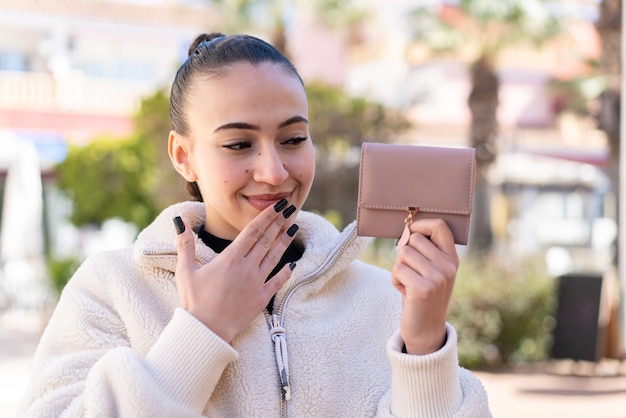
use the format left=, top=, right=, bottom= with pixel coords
left=245, top=192, right=292, bottom=211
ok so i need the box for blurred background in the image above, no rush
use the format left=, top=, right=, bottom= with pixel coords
left=1, top=0, right=625, bottom=415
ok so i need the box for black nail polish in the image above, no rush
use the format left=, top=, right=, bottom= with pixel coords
left=286, top=224, right=299, bottom=237
left=274, top=198, right=288, bottom=212
left=173, top=216, right=185, bottom=235
left=282, top=205, right=296, bottom=219
left=289, top=261, right=297, bottom=271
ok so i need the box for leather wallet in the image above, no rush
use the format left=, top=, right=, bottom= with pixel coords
left=356, top=142, right=476, bottom=245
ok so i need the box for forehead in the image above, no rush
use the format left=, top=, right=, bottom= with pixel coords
left=187, top=62, right=307, bottom=120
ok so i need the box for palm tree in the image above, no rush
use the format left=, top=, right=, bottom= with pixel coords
left=596, top=0, right=621, bottom=195
left=409, top=0, right=562, bottom=252
left=595, top=0, right=622, bottom=358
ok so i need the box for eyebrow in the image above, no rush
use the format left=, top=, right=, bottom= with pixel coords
left=279, top=115, right=309, bottom=128
left=213, top=115, right=309, bottom=133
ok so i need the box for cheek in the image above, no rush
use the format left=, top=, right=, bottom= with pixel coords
left=294, top=150, right=315, bottom=184
left=196, top=157, right=239, bottom=189
left=305, top=149, right=316, bottom=178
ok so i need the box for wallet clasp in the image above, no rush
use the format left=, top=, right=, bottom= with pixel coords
left=404, top=206, right=419, bottom=226
left=397, top=207, right=419, bottom=248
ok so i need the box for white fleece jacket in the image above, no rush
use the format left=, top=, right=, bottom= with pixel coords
left=17, top=201, right=491, bottom=418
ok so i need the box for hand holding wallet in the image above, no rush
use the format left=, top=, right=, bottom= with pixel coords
left=356, top=142, right=476, bottom=245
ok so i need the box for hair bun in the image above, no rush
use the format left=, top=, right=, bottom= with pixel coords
left=187, top=33, right=226, bottom=57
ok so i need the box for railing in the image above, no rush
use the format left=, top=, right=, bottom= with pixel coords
left=0, top=71, right=154, bottom=116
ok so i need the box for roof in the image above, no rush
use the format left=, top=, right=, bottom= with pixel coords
left=0, top=0, right=218, bottom=30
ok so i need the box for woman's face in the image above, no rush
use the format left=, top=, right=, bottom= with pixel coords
left=169, top=62, right=315, bottom=240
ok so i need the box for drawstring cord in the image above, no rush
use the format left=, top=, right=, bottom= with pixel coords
left=269, top=314, right=291, bottom=401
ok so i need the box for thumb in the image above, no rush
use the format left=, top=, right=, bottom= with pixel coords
left=173, top=216, right=196, bottom=273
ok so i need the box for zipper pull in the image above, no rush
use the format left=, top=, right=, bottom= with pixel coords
left=269, top=314, right=291, bottom=401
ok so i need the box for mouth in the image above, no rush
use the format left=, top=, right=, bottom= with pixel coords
left=245, top=192, right=292, bottom=211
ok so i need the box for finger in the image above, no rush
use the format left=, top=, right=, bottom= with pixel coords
left=397, top=241, right=433, bottom=276
left=399, top=246, right=456, bottom=294
left=405, top=232, right=458, bottom=272
left=400, top=230, right=458, bottom=278
left=391, top=261, right=417, bottom=297
left=242, top=204, right=297, bottom=263
left=251, top=204, right=295, bottom=253
left=259, top=223, right=299, bottom=274
left=404, top=232, right=439, bottom=262
left=393, top=254, right=454, bottom=307
left=173, top=216, right=197, bottom=274
left=262, top=261, right=296, bottom=300
left=408, top=218, right=456, bottom=255
left=228, top=199, right=291, bottom=258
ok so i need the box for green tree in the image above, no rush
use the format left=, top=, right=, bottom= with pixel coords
left=56, top=135, right=158, bottom=230
left=307, top=82, right=412, bottom=153
left=409, top=0, right=562, bottom=252
left=133, top=89, right=190, bottom=209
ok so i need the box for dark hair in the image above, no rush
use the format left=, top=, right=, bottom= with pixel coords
left=170, top=33, right=305, bottom=201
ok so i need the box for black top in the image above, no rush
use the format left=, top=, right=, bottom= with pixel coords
left=197, top=225, right=304, bottom=313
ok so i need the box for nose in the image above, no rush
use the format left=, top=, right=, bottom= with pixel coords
left=252, top=147, right=289, bottom=186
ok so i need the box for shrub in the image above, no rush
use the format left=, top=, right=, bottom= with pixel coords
left=46, top=257, right=80, bottom=294
left=360, top=241, right=558, bottom=369
left=449, top=256, right=557, bottom=369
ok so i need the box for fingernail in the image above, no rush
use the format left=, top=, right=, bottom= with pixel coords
left=173, top=216, right=185, bottom=235
left=286, top=224, right=299, bottom=237
left=274, top=198, right=288, bottom=212
left=289, top=261, right=297, bottom=271
left=282, top=205, right=296, bottom=219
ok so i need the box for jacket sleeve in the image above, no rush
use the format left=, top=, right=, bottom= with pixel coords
left=376, top=324, right=492, bottom=418
left=17, top=255, right=238, bottom=418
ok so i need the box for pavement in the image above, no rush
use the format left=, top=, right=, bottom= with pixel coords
left=474, top=363, right=626, bottom=417
left=2, top=324, right=626, bottom=417
left=0, top=326, right=40, bottom=418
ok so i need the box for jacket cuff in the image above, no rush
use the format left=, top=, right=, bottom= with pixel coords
left=144, top=308, right=238, bottom=413
left=387, top=323, right=463, bottom=418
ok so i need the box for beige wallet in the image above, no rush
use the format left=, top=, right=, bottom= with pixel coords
left=356, top=142, right=476, bottom=245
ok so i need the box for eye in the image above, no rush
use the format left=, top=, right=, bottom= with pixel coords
left=223, top=141, right=252, bottom=151
left=282, top=136, right=308, bottom=146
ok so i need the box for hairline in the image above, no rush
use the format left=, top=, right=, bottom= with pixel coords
left=194, top=60, right=304, bottom=86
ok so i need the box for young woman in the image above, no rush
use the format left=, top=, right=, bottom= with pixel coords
left=18, top=33, right=491, bottom=417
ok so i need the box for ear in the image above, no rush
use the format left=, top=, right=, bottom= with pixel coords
left=168, top=130, right=198, bottom=182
